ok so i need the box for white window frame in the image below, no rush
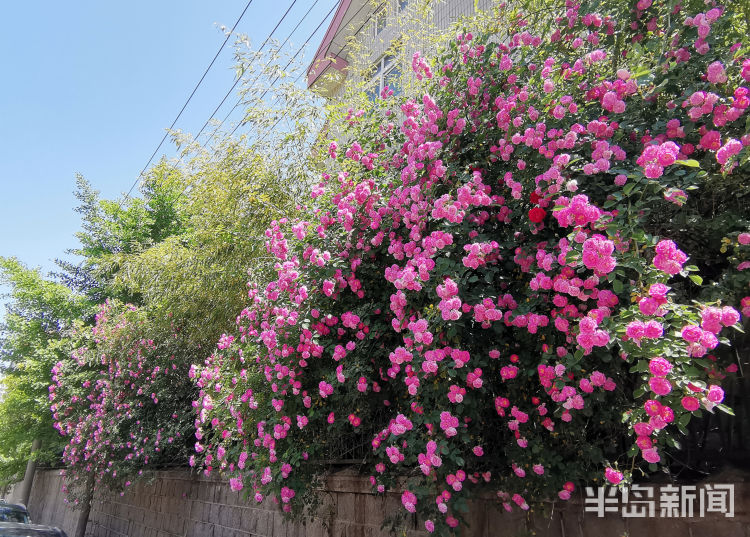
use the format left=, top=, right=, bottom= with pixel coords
left=373, top=8, right=387, bottom=38
left=368, top=54, right=401, bottom=101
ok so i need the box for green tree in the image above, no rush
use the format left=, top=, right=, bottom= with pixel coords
left=0, top=257, right=92, bottom=486
left=115, top=141, right=302, bottom=348
left=55, top=171, right=185, bottom=305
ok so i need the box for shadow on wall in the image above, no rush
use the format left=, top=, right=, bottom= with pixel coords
left=15, top=467, right=750, bottom=537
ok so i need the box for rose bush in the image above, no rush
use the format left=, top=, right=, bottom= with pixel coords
left=190, top=0, right=748, bottom=533
left=50, top=301, right=196, bottom=502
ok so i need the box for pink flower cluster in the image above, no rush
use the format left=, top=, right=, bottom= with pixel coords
left=624, top=320, right=663, bottom=345
left=636, top=141, right=680, bottom=179
left=684, top=8, right=723, bottom=54
left=462, top=241, right=499, bottom=269
left=436, top=277, right=462, bottom=321
left=582, top=235, right=616, bottom=274
left=553, top=194, right=602, bottom=229
left=439, top=411, right=459, bottom=437
left=576, top=315, right=610, bottom=355
left=639, top=283, right=669, bottom=316
left=418, top=440, right=442, bottom=475
left=680, top=306, right=739, bottom=357
left=652, top=240, right=687, bottom=275
left=716, top=138, right=743, bottom=170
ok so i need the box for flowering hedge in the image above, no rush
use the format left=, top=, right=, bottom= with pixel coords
left=50, top=301, right=196, bottom=502
left=190, top=0, right=748, bottom=533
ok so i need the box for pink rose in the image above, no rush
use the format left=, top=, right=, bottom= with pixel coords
left=681, top=396, right=700, bottom=411
left=706, top=61, right=727, bottom=84
left=642, top=448, right=661, bottom=464
left=605, top=467, right=624, bottom=485
left=649, top=377, right=672, bottom=396
left=648, top=357, right=672, bottom=377
left=707, top=385, right=724, bottom=403
left=681, top=325, right=703, bottom=343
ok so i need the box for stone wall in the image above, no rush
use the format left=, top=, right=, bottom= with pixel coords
left=24, top=467, right=750, bottom=537
left=83, top=469, right=410, bottom=537
left=25, top=469, right=85, bottom=537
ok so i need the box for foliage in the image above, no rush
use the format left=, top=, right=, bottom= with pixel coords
left=46, top=37, right=329, bottom=502
left=114, top=142, right=305, bottom=349
left=55, top=172, right=186, bottom=305
left=0, top=257, right=92, bottom=487
left=49, top=300, right=197, bottom=502
left=190, top=0, right=749, bottom=534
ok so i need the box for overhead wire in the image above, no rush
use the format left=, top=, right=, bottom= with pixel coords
left=171, top=0, right=340, bottom=202
left=66, top=0, right=356, bottom=292
left=201, top=0, right=325, bottom=149
left=122, top=0, right=256, bottom=201
left=225, top=1, right=386, bottom=210
left=227, top=0, right=374, bottom=151
left=234, top=0, right=378, bottom=166
left=66, top=0, right=258, bottom=291
left=184, top=0, right=304, bottom=151
left=223, top=0, right=343, bottom=141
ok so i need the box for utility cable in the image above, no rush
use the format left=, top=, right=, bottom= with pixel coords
left=122, top=0, right=256, bottom=200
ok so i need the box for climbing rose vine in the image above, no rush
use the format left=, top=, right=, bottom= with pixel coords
left=50, top=301, right=195, bottom=502
left=190, top=0, right=748, bottom=533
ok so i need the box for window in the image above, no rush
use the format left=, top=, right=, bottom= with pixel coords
left=367, top=54, right=402, bottom=101
left=398, top=0, right=409, bottom=11
left=0, top=505, right=30, bottom=524
left=373, top=8, right=386, bottom=38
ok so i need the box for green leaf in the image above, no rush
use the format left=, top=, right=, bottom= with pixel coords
left=678, top=413, right=691, bottom=427
left=675, top=159, right=700, bottom=168
left=689, top=274, right=703, bottom=286
left=612, top=278, right=624, bottom=294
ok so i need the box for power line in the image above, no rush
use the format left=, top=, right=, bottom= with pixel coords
left=219, top=1, right=381, bottom=206
left=234, top=0, right=377, bottom=160
left=123, top=0, right=256, bottom=200
left=178, top=0, right=362, bottom=175
left=173, top=0, right=328, bottom=170
left=201, top=0, right=321, bottom=149
left=211, top=0, right=338, bottom=145
left=68, top=2, right=373, bottom=291
left=225, top=0, right=347, bottom=142
left=64, top=1, right=257, bottom=294
left=171, top=0, right=339, bottom=203
left=188, top=0, right=337, bottom=151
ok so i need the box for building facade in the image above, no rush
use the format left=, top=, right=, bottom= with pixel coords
left=306, top=0, right=496, bottom=99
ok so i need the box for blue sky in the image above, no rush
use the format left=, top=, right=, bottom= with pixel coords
left=0, top=0, right=335, bottom=306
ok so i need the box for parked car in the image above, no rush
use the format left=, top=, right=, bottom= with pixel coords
left=0, top=522, right=67, bottom=537
left=0, top=503, right=67, bottom=536
left=0, top=503, right=29, bottom=524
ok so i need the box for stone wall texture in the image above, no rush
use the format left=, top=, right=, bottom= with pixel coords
left=24, top=469, right=85, bottom=536
left=21, top=467, right=750, bottom=537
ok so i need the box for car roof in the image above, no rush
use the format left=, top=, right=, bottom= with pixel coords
left=0, top=503, right=27, bottom=512
left=0, top=521, right=64, bottom=536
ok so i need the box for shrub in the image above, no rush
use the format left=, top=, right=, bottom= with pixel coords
left=191, top=0, right=748, bottom=533
left=50, top=301, right=196, bottom=503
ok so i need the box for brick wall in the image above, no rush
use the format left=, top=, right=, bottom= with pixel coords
left=26, top=468, right=750, bottom=537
